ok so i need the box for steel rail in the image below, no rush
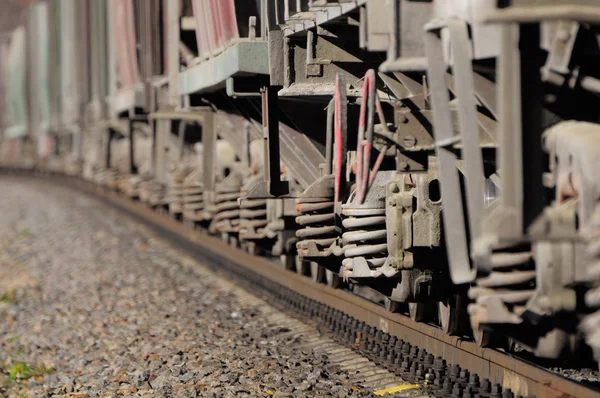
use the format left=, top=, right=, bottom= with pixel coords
left=3, top=168, right=598, bottom=398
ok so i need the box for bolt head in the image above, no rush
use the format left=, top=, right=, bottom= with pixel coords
left=403, top=135, right=417, bottom=148
left=557, top=30, right=570, bottom=42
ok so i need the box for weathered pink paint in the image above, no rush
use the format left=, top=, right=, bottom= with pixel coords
left=111, top=0, right=140, bottom=88
left=192, top=0, right=239, bottom=59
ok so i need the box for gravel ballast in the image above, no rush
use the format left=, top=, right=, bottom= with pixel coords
left=0, top=177, right=419, bottom=397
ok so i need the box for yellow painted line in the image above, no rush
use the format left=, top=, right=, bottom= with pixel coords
left=373, top=383, right=421, bottom=396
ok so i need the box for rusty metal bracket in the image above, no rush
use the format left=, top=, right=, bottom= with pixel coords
left=425, top=18, right=485, bottom=284
left=263, top=86, right=290, bottom=197
left=483, top=1, right=600, bottom=24
left=225, top=77, right=263, bottom=98
left=128, top=119, right=137, bottom=174
left=306, top=30, right=331, bottom=77
left=197, top=108, right=216, bottom=208
left=243, top=86, right=291, bottom=201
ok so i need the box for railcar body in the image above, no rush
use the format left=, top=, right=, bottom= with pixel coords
left=2, top=0, right=600, bottom=389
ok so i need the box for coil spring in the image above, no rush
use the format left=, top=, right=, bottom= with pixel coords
left=237, top=177, right=268, bottom=240
left=468, top=243, right=535, bottom=345
left=341, top=207, right=387, bottom=270
left=180, top=167, right=203, bottom=221
left=586, top=236, right=600, bottom=308
left=182, top=182, right=204, bottom=222
left=468, top=177, right=535, bottom=338
left=138, top=179, right=153, bottom=203
left=581, top=205, right=600, bottom=365
left=93, top=166, right=108, bottom=186
left=104, top=168, right=120, bottom=190
left=239, top=198, right=268, bottom=238
left=468, top=248, right=535, bottom=302
left=148, top=181, right=167, bottom=206
left=210, top=185, right=241, bottom=235
left=124, top=175, right=142, bottom=198
left=165, top=177, right=184, bottom=215
left=117, top=172, right=127, bottom=192
left=295, top=199, right=337, bottom=256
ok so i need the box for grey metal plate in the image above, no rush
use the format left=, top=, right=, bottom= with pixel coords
left=178, top=40, right=269, bottom=96
left=110, top=84, right=146, bottom=115
left=282, top=0, right=368, bottom=37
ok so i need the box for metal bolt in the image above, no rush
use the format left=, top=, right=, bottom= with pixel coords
left=416, top=364, right=426, bottom=382
left=468, top=374, right=480, bottom=390
left=398, top=115, right=409, bottom=123
left=459, top=369, right=470, bottom=387
left=403, top=135, right=417, bottom=148
left=379, top=346, right=387, bottom=359
left=399, top=161, right=410, bottom=171
left=425, top=370, right=436, bottom=385
left=433, top=357, right=446, bottom=373
left=388, top=335, right=397, bottom=347
left=452, top=383, right=463, bottom=398
left=382, top=332, right=390, bottom=344
left=433, top=378, right=444, bottom=394
left=480, top=379, right=491, bottom=394
left=375, top=329, right=383, bottom=343
left=400, top=360, right=411, bottom=375
left=449, top=364, right=461, bottom=381
left=490, top=383, right=502, bottom=398
left=424, top=353, right=434, bottom=367
left=409, top=346, right=419, bottom=361
left=442, top=378, right=453, bottom=395
left=401, top=342, right=411, bottom=356
left=387, top=350, right=395, bottom=363
left=417, top=348, right=426, bottom=364
left=407, top=362, right=418, bottom=382
left=372, top=343, right=380, bottom=355
left=389, top=183, right=400, bottom=193
left=368, top=326, right=376, bottom=339
left=557, top=29, right=570, bottom=42
left=394, top=339, right=404, bottom=351
left=501, top=388, right=514, bottom=398
left=462, top=386, right=473, bottom=398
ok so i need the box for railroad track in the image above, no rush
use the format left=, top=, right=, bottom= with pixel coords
left=2, top=167, right=598, bottom=398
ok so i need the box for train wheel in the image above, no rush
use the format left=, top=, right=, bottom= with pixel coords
left=220, top=232, right=229, bottom=243
left=310, top=261, right=326, bottom=283
left=385, top=298, right=402, bottom=313
left=325, top=269, right=344, bottom=289
left=474, top=329, right=492, bottom=347
left=438, top=294, right=461, bottom=335
left=245, top=242, right=263, bottom=256
left=296, top=258, right=310, bottom=276
left=281, top=254, right=296, bottom=271
left=409, top=303, right=431, bottom=322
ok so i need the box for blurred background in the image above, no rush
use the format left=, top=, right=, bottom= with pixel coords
left=0, top=0, right=29, bottom=33
left=0, top=0, right=30, bottom=140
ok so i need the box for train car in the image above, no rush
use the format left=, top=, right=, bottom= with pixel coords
left=28, top=1, right=51, bottom=163
left=2, top=0, right=600, bottom=376
left=2, top=25, right=30, bottom=165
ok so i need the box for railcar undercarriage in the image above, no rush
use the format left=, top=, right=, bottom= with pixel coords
left=2, top=0, right=600, bottom=374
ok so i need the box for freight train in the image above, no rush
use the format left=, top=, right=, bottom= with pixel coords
left=1, top=0, right=600, bottom=367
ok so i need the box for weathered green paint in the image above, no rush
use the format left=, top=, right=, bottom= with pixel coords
left=5, top=26, right=27, bottom=138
